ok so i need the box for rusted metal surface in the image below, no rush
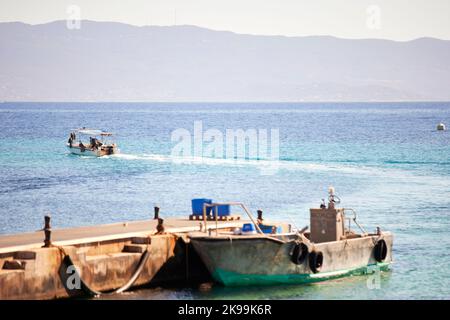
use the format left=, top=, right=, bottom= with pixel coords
left=0, top=218, right=244, bottom=299
left=190, top=232, right=394, bottom=286
left=0, top=235, right=177, bottom=299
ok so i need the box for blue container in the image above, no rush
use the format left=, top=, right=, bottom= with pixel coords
left=191, top=198, right=213, bottom=215
left=242, top=223, right=256, bottom=233
left=213, top=204, right=230, bottom=216
left=259, top=224, right=282, bottom=234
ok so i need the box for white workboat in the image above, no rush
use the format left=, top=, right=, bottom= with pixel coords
left=67, top=128, right=119, bottom=157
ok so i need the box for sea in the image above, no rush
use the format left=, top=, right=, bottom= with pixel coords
left=0, top=102, right=449, bottom=299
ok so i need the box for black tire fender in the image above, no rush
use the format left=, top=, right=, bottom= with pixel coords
left=374, top=239, right=388, bottom=262
left=291, top=243, right=309, bottom=264
left=309, top=251, right=323, bottom=273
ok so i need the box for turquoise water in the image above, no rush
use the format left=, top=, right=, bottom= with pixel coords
left=1, top=102, right=450, bottom=299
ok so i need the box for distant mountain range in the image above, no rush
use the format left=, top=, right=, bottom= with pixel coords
left=1, top=20, right=449, bottom=102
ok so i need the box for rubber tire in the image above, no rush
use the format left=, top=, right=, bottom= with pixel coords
left=309, top=251, right=323, bottom=273
left=374, top=239, right=388, bottom=262
left=291, top=243, right=309, bottom=265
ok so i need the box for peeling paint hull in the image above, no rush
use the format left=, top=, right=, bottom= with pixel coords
left=212, top=263, right=390, bottom=286
left=190, top=233, right=393, bottom=287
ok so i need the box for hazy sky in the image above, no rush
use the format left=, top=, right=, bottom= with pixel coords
left=1, top=0, right=449, bottom=40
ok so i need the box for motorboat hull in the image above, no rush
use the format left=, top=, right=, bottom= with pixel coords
left=67, top=144, right=119, bottom=157
left=190, top=233, right=393, bottom=286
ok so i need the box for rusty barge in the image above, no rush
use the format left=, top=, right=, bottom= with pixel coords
left=189, top=189, right=393, bottom=286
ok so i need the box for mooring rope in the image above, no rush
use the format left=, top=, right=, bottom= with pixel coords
left=57, top=242, right=151, bottom=297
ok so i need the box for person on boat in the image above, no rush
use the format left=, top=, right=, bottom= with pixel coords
left=79, top=141, right=86, bottom=152
left=68, top=136, right=73, bottom=148
left=91, top=137, right=101, bottom=150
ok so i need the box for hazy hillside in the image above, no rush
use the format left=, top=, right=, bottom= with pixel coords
left=1, top=20, right=449, bottom=102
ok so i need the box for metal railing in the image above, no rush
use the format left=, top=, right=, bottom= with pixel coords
left=343, top=208, right=367, bottom=235
left=201, top=202, right=304, bottom=245
left=202, top=202, right=264, bottom=235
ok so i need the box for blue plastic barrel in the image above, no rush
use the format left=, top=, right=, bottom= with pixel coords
left=213, top=204, right=230, bottom=216
left=191, top=198, right=213, bottom=215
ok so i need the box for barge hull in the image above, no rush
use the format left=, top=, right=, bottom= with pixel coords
left=212, top=262, right=390, bottom=286
left=190, top=233, right=393, bottom=286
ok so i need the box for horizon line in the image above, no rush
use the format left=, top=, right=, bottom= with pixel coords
left=2, top=100, right=450, bottom=104
left=1, top=19, right=449, bottom=43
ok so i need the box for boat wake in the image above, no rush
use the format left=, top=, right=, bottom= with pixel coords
left=108, top=153, right=450, bottom=185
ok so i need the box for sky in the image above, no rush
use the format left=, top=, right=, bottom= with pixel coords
left=0, top=0, right=449, bottom=41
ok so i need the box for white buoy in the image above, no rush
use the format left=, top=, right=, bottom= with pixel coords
left=437, top=123, right=446, bottom=131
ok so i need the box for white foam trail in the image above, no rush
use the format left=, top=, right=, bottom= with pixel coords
left=108, top=153, right=450, bottom=186
left=111, top=153, right=143, bottom=160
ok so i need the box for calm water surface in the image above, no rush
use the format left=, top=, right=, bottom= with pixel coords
left=1, top=102, right=449, bottom=299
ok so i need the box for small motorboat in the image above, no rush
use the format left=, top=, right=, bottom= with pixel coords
left=437, top=123, right=446, bottom=131
left=67, top=128, right=119, bottom=157
left=188, top=188, right=393, bottom=286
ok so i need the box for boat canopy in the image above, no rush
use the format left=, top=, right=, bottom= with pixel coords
left=72, top=128, right=113, bottom=136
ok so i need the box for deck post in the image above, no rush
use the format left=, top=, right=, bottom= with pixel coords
left=257, top=209, right=263, bottom=221
left=154, top=206, right=160, bottom=220
left=156, top=218, right=165, bottom=234
left=42, top=215, right=52, bottom=248
left=203, top=204, right=207, bottom=233
left=215, top=206, right=218, bottom=236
